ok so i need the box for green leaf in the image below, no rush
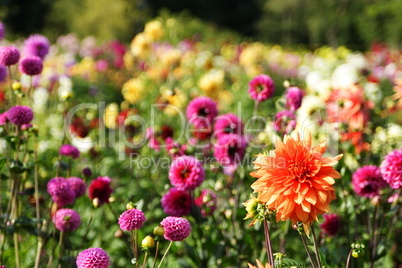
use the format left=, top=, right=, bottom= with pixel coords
left=275, top=258, right=308, bottom=267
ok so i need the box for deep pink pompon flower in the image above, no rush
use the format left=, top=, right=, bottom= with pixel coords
left=248, top=74, right=275, bottom=102
left=285, top=87, right=304, bottom=111
left=118, top=208, right=146, bottom=231
left=59, top=144, right=80, bottom=159
left=380, top=149, right=402, bottom=189
left=47, top=177, right=75, bottom=207
left=6, top=105, right=33, bottom=126
left=160, top=216, right=191, bottom=241
left=319, top=213, right=340, bottom=236
left=186, top=96, right=218, bottom=127
left=195, top=189, right=217, bottom=217
left=18, top=56, right=43, bottom=76
left=169, top=155, right=205, bottom=191
left=76, top=248, right=110, bottom=268
left=53, top=208, right=81, bottom=232
left=352, top=165, right=387, bottom=198
left=67, top=177, right=86, bottom=198
left=161, top=187, right=192, bottom=217
left=0, top=46, right=20, bottom=66
left=24, top=34, right=50, bottom=60
left=213, top=113, right=244, bottom=139
left=88, top=176, right=113, bottom=206
left=213, top=134, right=247, bottom=176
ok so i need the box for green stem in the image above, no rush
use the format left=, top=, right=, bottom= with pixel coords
left=151, top=241, right=160, bottom=268
left=263, top=218, right=275, bottom=268
left=157, top=241, right=173, bottom=268
left=7, top=66, right=14, bottom=107
left=142, top=251, right=149, bottom=268
left=311, top=225, right=322, bottom=268
left=299, top=232, right=317, bottom=268
left=345, top=248, right=353, bottom=268
left=57, top=231, right=64, bottom=268
left=13, top=232, right=20, bottom=268
left=130, top=230, right=139, bottom=267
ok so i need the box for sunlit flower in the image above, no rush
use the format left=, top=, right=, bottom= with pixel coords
left=122, top=78, right=144, bottom=104
left=144, top=20, right=165, bottom=41
left=130, top=33, right=151, bottom=58
left=198, top=69, right=225, bottom=99
left=352, top=165, right=387, bottom=198
left=380, top=148, right=402, bottom=189
left=250, top=132, right=343, bottom=234
left=76, top=248, right=110, bottom=268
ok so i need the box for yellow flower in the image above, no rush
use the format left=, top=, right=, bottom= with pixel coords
left=160, top=49, right=182, bottom=68
left=198, top=69, right=225, bottom=99
left=103, top=102, right=119, bottom=129
left=144, top=20, right=165, bottom=41
left=122, top=78, right=145, bottom=104
left=130, top=33, right=151, bottom=58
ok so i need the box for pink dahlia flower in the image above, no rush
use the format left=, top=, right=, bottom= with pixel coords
left=53, top=208, right=81, bottom=232
left=285, top=86, right=304, bottom=111
left=76, top=248, right=110, bottom=268
left=6, top=105, right=33, bottom=126
left=47, top=177, right=75, bottom=207
left=213, top=134, right=247, bottom=176
left=118, top=208, right=146, bottom=231
left=23, top=34, right=50, bottom=60
left=161, top=187, right=192, bottom=217
left=248, top=74, right=275, bottom=102
left=273, top=110, right=297, bottom=136
left=0, top=46, right=20, bottom=66
left=59, top=144, right=80, bottom=159
left=168, top=155, right=205, bottom=191
left=160, top=216, right=191, bottom=241
left=380, top=149, right=402, bottom=189
left=67, top=177, right=86, bottom=198
left=319, top=213, right=340, bottom=236
left=186, top=96, right=218, bottom=127
left=213, top=113, right=244, bottom=139
left=352, top=165, right=387, bottom=198
left=18, top=56, right=43, bottom=76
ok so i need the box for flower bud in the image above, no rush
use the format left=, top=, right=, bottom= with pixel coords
left=141, top=235, right=155, bottom=249
left=93, top=197, right=100, bottom=208
left=153, top=225, right=165, bottom=237
left=126, top=202, right=136, bottom=210
left=12, top=81, right=22, bottom=91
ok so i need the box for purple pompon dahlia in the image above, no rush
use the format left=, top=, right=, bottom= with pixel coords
left=76, top=248, right=110, bottom=268
left=0, top=22, right=4, bottom=41
left=319, top=213, right=341, bottom=236
left=273, top=110, right=297, bottom=135
left=0, top=112, right=8, bottom=125
left=380, top=149, right=402, bottom=189
left=213, top=134, right=247, bottom=176
left=248, top=74, right=275, bottom=102
left=0, top=64, right=6, bottom=82
left=161, top=187, right=192, bottom=217
left=168, top=155, right=205, bottom=191
left=53, top=208, right=81, bottom=232
left=195, top=189, right=217, bottom=217
left=186, top=96, right=218, bottom=127
left=47, top=177, right=75, bottom=207
left=6, top=105, right=34, bottom=126
left=213, top=113, right=244, bottom=139
left=285, top=86, right=304, bottom=111
left=67, top=177, right=86, bottom=198
left=160, top=216, right=191, bottom=241
left=23, top=34, right=50, bottom=60
left=18, top=56, right=43, bottom=76
left=118, top=208, right=146, bottom=231
left=88, top=177, right=113, bottom=206
left=352, top=165, right=388, bottom=198
left=59, top=144, right=80, bottom=159
left=0, top=46, right=20, bottom=66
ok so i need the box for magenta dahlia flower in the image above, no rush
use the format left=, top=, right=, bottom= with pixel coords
left=213, top=134, right=247, bottom=176
left=248, top=74, right=275, bottom=102
left=0, top=46, right=20, bottom=66
left=0, top=112, right=8, bottom=125
left=0, top=22, right=4, bottom=41
left=380, top=148, right=402, bottom=189
left=186, top=96, right=218, bottom=127
left=118, top=208, right=146, bottom=231
left=88, top=176, right=113, bottom=206
left=285, top=86, right=304, bottom=111
left=195, top=189, right=217, bottom=217
left=319, top=213, right=340, bottom=236
left=59, top=144, right=80, bottom=159
left=67, top=177, right=86, bottom=198
left=23, top=34, right=50, bottom=60
left=76, top=248, right=110, bottom=268
left=213, top=113, right=244, bottom=139
left=0, top=65, right=6, bottom=82
left=160, top=216, right=191, bottom=241
left=19, top=56, right=43, bottom=76
left=169, top=155, right=205, bottom=191
left=53, top=208, right=81, bottom=232
left=6, top=105, right=33, bottom=126
left=273, top=110, right=297, bottom=135
left=47, top=177, right=75, bottom=207
left=161, top=187, right=192, bottom=217
left=352, top=165, right=387, bottom=198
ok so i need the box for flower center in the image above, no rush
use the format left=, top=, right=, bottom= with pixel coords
left=181, top=168, right=190, bottom=179
left=288, top=162, right=308, bottom=181
left=198, top=108, right=209, bottom=117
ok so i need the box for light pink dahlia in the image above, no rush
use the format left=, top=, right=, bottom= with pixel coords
left=160, top=216, right=191, bottom=241
left=380, top=149, right=402, bottom=189
left=53, top=208, right=81, bottom=232
left=118, top=208, right=146, bottom=231
left=76, top=248, right=110, bottom=268
left=168, top=155, right=205, bottom=191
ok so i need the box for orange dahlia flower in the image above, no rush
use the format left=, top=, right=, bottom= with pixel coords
left=392, top=78, right=402, bottom=110
left=250, top=132, right=342, bottom=234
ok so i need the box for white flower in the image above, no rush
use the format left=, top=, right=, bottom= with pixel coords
left=32, top=87, right=49, bottom=114
left=331, top=63, right=358, bottom=89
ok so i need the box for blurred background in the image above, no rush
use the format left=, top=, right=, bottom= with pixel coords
left=1, top=0, right=402, bottom=51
